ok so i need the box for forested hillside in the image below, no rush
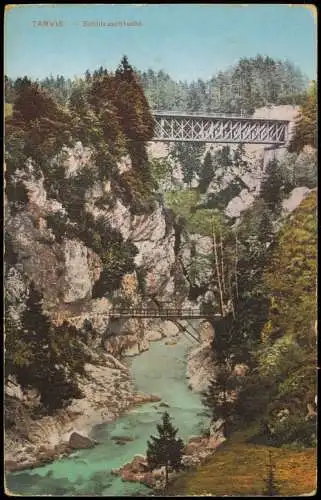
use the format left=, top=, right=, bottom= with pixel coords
left=5, top=54, right=308, bottom=115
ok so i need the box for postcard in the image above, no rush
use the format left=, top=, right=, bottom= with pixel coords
left=4, top=4, right=317, bottom=497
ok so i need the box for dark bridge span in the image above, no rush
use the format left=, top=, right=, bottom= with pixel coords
left=152, top=110, right=290, bottom=144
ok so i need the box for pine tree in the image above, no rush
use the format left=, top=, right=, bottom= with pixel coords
left=170, top=143, right=205, bottom=187
left=114, top=55, right=154, bottom=142
left=13, top=282, right=86, bottom=412
left=233, top=143, right=247, bottom=171
left=289, top=80, right=317, bottom=153
left=19, top=282, right=52, bottom=380
left=216, top=146, right=232, bottom=169
left=202, top=362, right=237, bottom=437
left=199, top=151, right=214, bottom=193
left=146, top=412, right=184, bottom=486
left=260, top=158, right=283, bottom=214
left=263, top=450, right=281, bottom=496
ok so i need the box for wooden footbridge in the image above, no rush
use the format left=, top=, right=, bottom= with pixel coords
left=152, top=110, right=290, bottom=144
left=108, top=306, right=220, bottom=344
left=60, top=307, right=218, bottom=345
left=109, top=306, right=219, bottom=320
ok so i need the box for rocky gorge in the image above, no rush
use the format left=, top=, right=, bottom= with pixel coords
left=5, top=325, right=218, bottom=496
left=5, top=105, right=313, bottom=481
left=4, top=136, right=218, bottom=479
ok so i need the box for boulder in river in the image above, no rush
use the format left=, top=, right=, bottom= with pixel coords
left=111, top=435, right=134, bottom=443
left=165, top=339, right=177, bottom=346
left=69, top=432, right=96, bottom=450
left=111, top=435, right=135, bottom=445
left=132, top=392, right=161, bottom=405
left=158, top=402, right=170, bottom=408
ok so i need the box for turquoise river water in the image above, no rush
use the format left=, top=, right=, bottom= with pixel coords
left=6, top=334, right=209, bottom=496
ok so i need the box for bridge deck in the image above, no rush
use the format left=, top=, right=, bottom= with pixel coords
left=109, top=308, right=219, bottom=320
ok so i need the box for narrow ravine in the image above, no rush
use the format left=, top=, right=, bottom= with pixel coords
left=6, top=333, right=210, bottom=496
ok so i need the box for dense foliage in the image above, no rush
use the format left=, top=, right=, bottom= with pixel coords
left=5, top=55, right=308, bottom=116
left=139, top=55, right=308, bottom=114
left=289, top=80, right=317, bottom=153
left=203, top=191, right=317, bottom=447
left=258, top=192, right=317, bottom=430
left=5, top=282, right=88, bottom=412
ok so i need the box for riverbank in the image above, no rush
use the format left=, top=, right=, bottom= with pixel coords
left=6, top=332, right=212, bottom=496
left=4, top=352, right=162, bottom=474
left=5, top=392, right=162, bottom=474
left=4, top=319, right=190, bottom=475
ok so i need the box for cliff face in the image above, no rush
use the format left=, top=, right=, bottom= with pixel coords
left=5, top=142, right=191, bottom=469
left=5, top=142, right=185, bottom=339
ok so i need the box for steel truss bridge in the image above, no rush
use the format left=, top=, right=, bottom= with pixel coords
left=152, top=111, right=290, bottom=145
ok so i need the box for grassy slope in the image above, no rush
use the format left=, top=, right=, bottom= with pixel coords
left=164, top=189, right=222, bottom=235
left=168, top=427, right=317, bottom=496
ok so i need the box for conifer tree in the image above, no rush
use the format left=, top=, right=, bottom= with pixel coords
left=199, top=151, right=214, bottom=193
left=114, top=55, right=154, bottom=142
left=216, top=145, right=232, bottom=169
left=13, top=282, right=86, bottom=412
left=263, top=450, right=281, bottom=496
left=259, top=158, right=283, bottom=214
left=170, top=143, right=205, bottom=187
left=233, top=143, right=247, bottom=171
left=289, top=80, right=317, bottom=153
left=146, top=412, right=184, bottom=486
left=202, top=363, right=238, bottom=437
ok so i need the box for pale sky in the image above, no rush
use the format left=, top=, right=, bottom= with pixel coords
left=5, top=4, right=317, bottom=82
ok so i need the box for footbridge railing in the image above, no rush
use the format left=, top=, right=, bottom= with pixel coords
left=109, top=307, right=220, bottom=320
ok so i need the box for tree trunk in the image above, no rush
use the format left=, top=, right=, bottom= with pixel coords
left=222, top=384, right=229, bottom=437
left=165, top=462, right=169, bottom=487
left=220, top=229, right=226, bottom=294
left=234, top=232, right=239, bottom=300
left=212, top=221, right=225, bottom=316
left=228, top=272, right=236, bottom=319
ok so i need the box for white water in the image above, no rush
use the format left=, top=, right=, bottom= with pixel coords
left=6, top=334, right=210, bottom=496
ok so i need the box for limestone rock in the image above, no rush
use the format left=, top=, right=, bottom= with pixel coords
left=63, top=142, right=92, bottom=178
left=186, top=343, right=215, bottom=392
left=68, top=432, right=96, bottom=450
left=282, top=187, right=311, bottom=214
left=225, top=189, right=256, bottom=219
left=62, top=239, right=96, bottom=303
left=132, top=393, right=161, bottom=405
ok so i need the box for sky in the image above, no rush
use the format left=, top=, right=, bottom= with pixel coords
left=4, top=4, right=317, bottom=83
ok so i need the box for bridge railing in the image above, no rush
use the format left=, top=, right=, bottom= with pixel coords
left=152, top=110, right=252, bottom=119
left=109, top=307, right=218, bottom=318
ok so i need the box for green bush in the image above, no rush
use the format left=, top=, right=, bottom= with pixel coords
left=271, top=415, right=316, bottom=448
left=92, top=239, right=138, bottom=298
left=115, top=169, right=157, bottom=215
left=136, top=266, right=148, bottom=296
